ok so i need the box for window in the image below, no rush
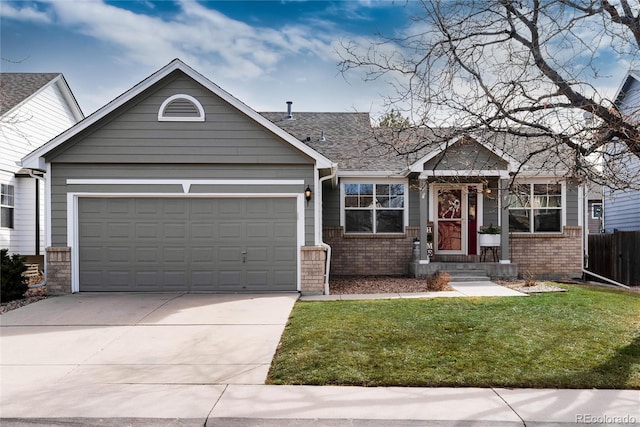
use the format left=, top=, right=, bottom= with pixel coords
left=158, top=94, right=205, bottom=121
left=591, top=203, right=602, bottom=219
left=1, top=184, right=14, bottom=229
left=508, top=182, right=562, bottom=233
left=343, top=182, right=406, bottom=233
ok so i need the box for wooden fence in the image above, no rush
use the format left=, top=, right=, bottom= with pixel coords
left=587, top=231, right=640, bottom=286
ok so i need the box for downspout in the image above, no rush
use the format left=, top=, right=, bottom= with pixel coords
left=582, top=268, right=630, bottom=289
left=318, top=165, right=338, bottom=295
left=27, top=169, right=47, bottom=289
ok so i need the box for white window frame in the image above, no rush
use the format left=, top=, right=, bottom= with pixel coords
left=1, top=183, right=15, bottom=229
left=340, top=178, right=408, bottom=234
left=508, top=179, right=566, bottom=234
left=158, top=94, right=205, bottom=122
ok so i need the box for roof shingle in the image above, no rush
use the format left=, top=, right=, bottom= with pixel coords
left=0, top=73, right=60, bottom=116
left=261, top=111, right=577, bottom=177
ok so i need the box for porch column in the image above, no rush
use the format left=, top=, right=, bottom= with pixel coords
left=500, top=179, right=511, bottom=263
left=420, top=179, right=430, bottom=260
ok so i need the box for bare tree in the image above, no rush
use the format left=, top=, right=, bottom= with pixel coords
left=339, top=0, right=640, bottom=189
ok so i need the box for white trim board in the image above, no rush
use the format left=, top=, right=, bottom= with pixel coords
left=67, top=192, right=305, bottom=293
left=419, top=170, right=511, bottom=179
left=66, top=179, right=306, bottom=194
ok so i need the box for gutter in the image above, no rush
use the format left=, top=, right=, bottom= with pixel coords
left=26, top=169, right=47, bottom=289
left=582, top=268, right=630, bottom=289
left=318, top=164, right=338, bottom=295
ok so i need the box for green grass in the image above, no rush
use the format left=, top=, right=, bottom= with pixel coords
left=267, top=284, right=640, bottom=389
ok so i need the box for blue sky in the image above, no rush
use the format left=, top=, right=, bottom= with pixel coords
left=0, top=0, right=632, bottom=118
left=1, top=0, right=418, bottom=116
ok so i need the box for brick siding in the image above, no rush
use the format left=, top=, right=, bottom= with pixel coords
left=46, top=247, right=71, bottom=294
left=510, top=226, right=583, bottom=279
left=300, top=246, right=327, bottom=294
left=323, top=227, right=420, bottom=276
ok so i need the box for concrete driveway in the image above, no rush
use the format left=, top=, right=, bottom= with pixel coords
left=1, top=292, right=298, bottom=423
left=0, top=292, right=297, bottom=386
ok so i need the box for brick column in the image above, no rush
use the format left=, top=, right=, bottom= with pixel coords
left=300, top=246, right=327, bottom=295
left=46, top=247, right=71, bottom=294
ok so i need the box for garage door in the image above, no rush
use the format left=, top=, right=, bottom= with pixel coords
left=78, top=197, right=298, bottom=292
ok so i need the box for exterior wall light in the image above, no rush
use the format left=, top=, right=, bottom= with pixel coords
left=304, top=185, right=312, bottom=205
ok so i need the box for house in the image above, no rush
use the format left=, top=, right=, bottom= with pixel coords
left=602, top=69, right=640, bottom=232
left=21, top=60, right=585, bottom=295
left=586, top=183, right=603, bottom=234
left=1, top=73, right=83, bottom=267
left=262, top=115, right=585, bottom=282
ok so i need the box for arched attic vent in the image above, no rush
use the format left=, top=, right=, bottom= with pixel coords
left=158, top=94, right=205, bottom=122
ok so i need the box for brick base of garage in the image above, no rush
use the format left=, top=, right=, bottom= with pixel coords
left=45, top=247, right=72, bottom=295
left=45, top=246, right=327, bottom=295
left=300, top=246, right=327, bottom=295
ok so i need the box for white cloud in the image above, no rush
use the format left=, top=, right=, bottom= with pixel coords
left=2, top=0, right=402, bottom=116
left=0, top=2, right=52, bottom=23
left=33, top=0, right=350, bottom=82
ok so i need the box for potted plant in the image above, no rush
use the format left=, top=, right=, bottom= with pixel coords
left=478, top=224, right=501, bottom=247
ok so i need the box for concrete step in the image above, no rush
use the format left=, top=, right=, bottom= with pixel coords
left=442, top=270, right=490, bottom=282
left=447, top=275, right=491, bottom=282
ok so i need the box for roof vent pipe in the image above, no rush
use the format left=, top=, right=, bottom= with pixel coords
left=285, top=101, right=293, bottom=120
left=319, top=130, right=326, bottom=142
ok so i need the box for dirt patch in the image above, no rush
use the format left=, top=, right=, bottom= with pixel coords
left=330, top=275, right=453, bottom=295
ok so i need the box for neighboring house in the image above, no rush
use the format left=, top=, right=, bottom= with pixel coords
left=21, top=60, right=585, bottom=295
left=0, top=73, right=83, bottom=266
left=602, top=69, right=640, bottom=232
left=587, top=183, right=603, bottom=234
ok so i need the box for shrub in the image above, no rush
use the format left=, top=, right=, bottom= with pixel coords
left=523, top=270, right=536, bottom=287
left=427, top=271, right=452, bottom=291
left=1, top=249, right=28, bottom=302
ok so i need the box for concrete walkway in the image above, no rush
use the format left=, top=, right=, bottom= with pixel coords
left=2, top=290, right=638, bottom=426
left=1, top=383, right=638, bottom=426
left=302, top=280, right=527, bottom=301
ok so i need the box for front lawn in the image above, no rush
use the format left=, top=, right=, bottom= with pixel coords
left=268, top=284, right=640, bottom=389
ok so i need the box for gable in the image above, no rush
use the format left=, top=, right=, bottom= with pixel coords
left=0, top=75, right=83, bottom=175
left=21, top=59, right=333, bottom=170
left=45, top=71, right=315, bottom=165
left=615, top=71, right=640, bottom=121
left=421, top=137, right=510, bottom=172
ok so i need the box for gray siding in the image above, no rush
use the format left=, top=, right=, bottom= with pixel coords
left=603, top=75, right=640, bottom=232
left=618, top=77, right=640, bottom=120
left=408, top=177, right=420, bottom=226
left=322, top=181, right=341, bottom=227
left=423, top=140, right=508, bottom=171
left=566, top=183, right=580, bottom=226
left=483, top=178, right=500, bottom=227
left=51, top=163, right=316, bottom=247
left=604, top=186, right=640, bottom=231
left=46, top=72, right=313, bottom=165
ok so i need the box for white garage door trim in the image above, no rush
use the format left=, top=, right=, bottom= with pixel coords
left=67, top=192, right=305, bottom=293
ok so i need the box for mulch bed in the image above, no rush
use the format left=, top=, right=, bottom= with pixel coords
left=329, top=275, right=453, bottom=295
